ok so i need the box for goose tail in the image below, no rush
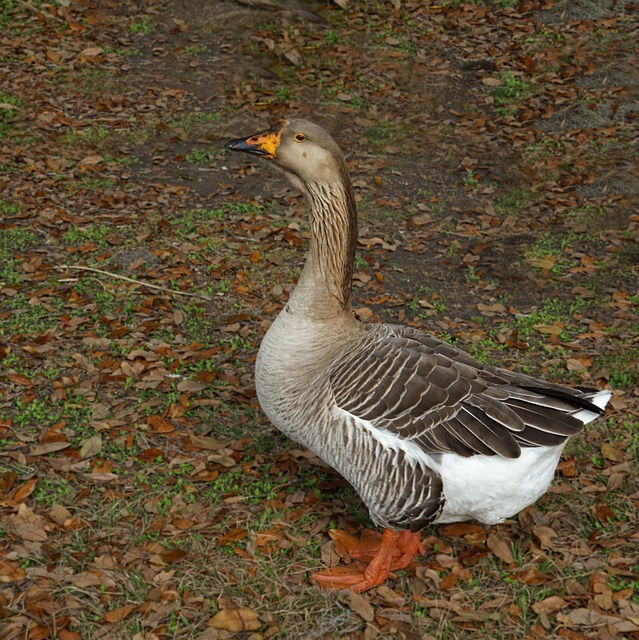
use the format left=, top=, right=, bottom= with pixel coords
left=573, top=389, right=611, bottom=425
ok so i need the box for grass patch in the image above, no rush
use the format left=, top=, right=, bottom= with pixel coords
left=514, top=296, right=589, bottom=342
left=594, top=348, right=639, bottom=390
left=492, top=72, right=534, bottom=116
left=523, top=231, right=581, bottom=275
left=184, top=148, right=219, bottom=165
left=0, top=293, right=63, bottom=335
left=63, top=224, right=113, bottom=247
left=62, top=126, right=113, bottom=147
left=128, top=16, right=154, bottom=36
left=0, top=225, right=36, bottom=251
left=495, top=187, right=535, bottom=216
left=0, top=92, right=21, bottom=138
left=364, top=121, right=407, bottom=153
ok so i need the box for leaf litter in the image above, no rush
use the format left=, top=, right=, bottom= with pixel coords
left=0, top=0, right=638, bottom=639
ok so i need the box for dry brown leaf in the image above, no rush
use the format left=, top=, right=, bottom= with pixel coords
left=29, top=442, right=71, bottom=456
left=486, top=531, right=514, bottom=564
left=595, top=503, right=615, bottom=523
left=68, top=572, right=102, bottom=588
left=439, top=573, right=458, bottom=589
left=103, top=603, right=137, bottom=623
left=188, top=432, right=227, bottom=451
left=147, top=414, right=175, bottom=433
left=11, top=477, right=38, bottom=502
left=526, top=257, right=555, bottom=270
left=345, top=590, right=375, bottom=621
left=328, top=529, right=361, bottom=556
left=532, top=526, right=557, bottom=550
left=208, top=608, right=260, bottom=632
left=12, top=504, right=48, bottom=542
left=319, top=540, right=340, bottom=567
left=216, top=528, right=247, bottom=545
left=532, top=595, right=567, bottom=614
left=79, top=434, right=102, bottom=459
left=518, top=566, right=549, bottom=585
left=601, top=442, right=624, bottom=462
left=77, top=154, right=103, bottom=167
left=159, top=548, right=188, bottom=564
left=607, top=472, right=624, bottom=491
left=78, top=46, right=103, bottom=58
left=177, top=379, right=206, bottom=392
left=0, top=470, right=18, bottom=495
left=50, top=503, right=72, bottom=525
left=439, top=522, right=486, bottom=543
left=533, top=323, right=563, bottom=335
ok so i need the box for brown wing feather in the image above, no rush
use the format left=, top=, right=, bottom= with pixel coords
left=330, top=325, right=600, bottom=459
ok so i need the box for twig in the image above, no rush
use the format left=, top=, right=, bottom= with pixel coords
left=55, top=265, right=213, bottom=302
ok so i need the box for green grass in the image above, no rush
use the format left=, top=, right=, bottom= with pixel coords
left=495, top=187, right=535, bottom=216
left=0, top=199, right=21, bottom=218
left=128, top=16, right=154, bottom=35
left=0, top=92, right=21, bottom=138
left=523, top=231, right=581, bottom=275
left=0, top=293, right=63, bottom=335
left=62, top=125, right=112, bottom=147
left=595, top=348, right=639, bottom=390
left=70, top=68, right=117, bottom=94
left=514, top=296, right=588, bottom=342
left=364, top=121, right=407, bottom=153
left=184, top=148, right=218, bottom=165
left=492, top=72, right=534, bottom=116
left=63, top=223, right=112, bottom=247
left=0, top=226, right=37, bottom=285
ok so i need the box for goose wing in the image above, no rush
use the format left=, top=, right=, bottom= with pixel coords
left=330, top=326, right=603, bottom=459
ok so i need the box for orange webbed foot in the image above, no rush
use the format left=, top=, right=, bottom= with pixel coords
left=312, top=528, right=423, bottom=593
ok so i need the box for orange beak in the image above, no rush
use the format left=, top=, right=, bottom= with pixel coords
left=225, top=121, right=284, bottom=159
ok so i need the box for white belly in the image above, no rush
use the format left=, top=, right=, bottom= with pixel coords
left=432, top=444, right=566, bottom=525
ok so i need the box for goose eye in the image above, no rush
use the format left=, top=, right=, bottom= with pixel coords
left=294, top=132, right=306, bottom=143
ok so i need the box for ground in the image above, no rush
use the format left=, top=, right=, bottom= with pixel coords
left=0, top=0, right=638, bottom=639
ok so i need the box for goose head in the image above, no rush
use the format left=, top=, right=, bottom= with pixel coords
left=225, top=119, right=347, bottom=192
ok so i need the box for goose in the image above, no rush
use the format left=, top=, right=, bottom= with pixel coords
left=224, top=119, right=611, bottom=593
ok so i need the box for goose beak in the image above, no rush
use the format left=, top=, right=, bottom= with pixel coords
left=225, top=122, right=284, bottom=159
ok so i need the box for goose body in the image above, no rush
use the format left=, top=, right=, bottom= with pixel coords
left=226, top=119, right=610, bottom=591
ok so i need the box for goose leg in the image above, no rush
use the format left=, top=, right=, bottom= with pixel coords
left=312, top=529, right=423, bottom=593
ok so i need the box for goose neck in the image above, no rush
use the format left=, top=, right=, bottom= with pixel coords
left=288, top=174, right=358, bottom=321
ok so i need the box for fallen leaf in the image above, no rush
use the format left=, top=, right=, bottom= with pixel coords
left=487, top=531, right=514, bottom=564
left=50, top=503, right=72, bottom=525
left=77, top=154, right=103, bottom=167
left=601, top=442, right=624, bottom=462
left=532, top=595, right=567, bottom=614
left=103, top=603, right=137, bottom=623
left=80, top=434, right=102, bottom=459
left=159, top=547, right=188, bottom=564
left=439, top=523, right=486, bottom=543
left=188, top=432, right=227, bottom=451
left=345, top=590, right=375, bottom=621
left=78, top=46, right=104, bottom=58
left=11, top=477, right=37, bottom=502
left=217, top=529, right=247, bottom=545
left=208, top=608, right=260, bottom=632
left=147, top=414, right=175, bottom=433
left=533, top=526, right=557, bottom=549
left=30, top=442, right=71, bottom=456
left=533, top=323, right=564, bottom=335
